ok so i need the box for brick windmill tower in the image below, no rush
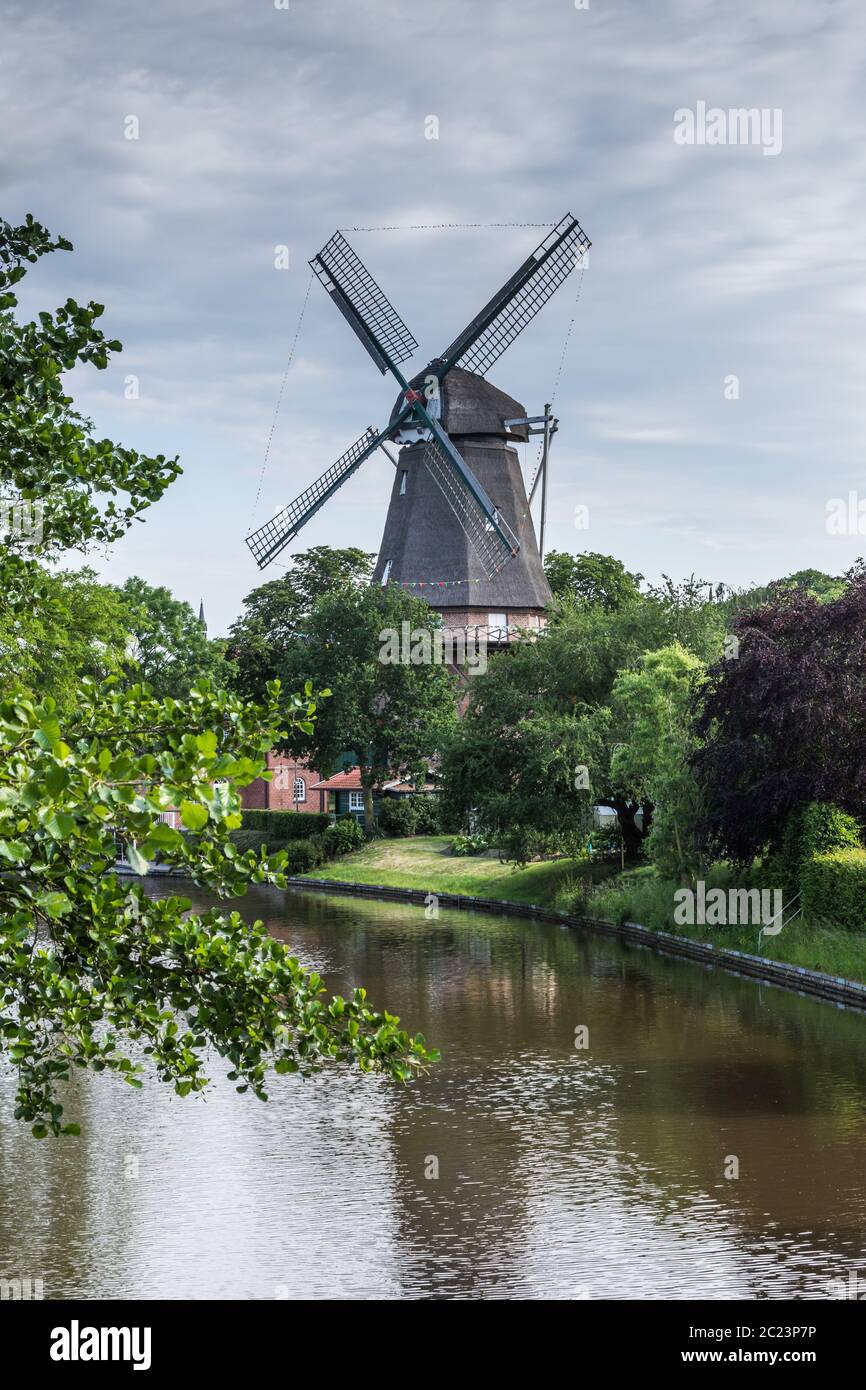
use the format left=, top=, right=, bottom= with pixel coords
left=245, top=216, right=590, bottom=648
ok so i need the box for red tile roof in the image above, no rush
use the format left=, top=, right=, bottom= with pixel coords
left=311, top=768, right=439, bottom=793
left=310, top=769, right=363, bottom=791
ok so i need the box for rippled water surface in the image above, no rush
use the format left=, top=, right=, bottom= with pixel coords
left=2, top=881, right=866, bottom=1299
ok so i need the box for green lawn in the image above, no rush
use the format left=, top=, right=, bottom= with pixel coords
left=300, top=834, right=608, bottom=906
left=587, top=866, right=866, bottom=986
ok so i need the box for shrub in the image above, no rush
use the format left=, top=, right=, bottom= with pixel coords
left=801, top=849, right=866, bottom=931
left=240, top=810, right=330, bottom=841
left=324, top=815, right=366, bottom=858
left=781, top=802, right=861, bottom=896
left=378, top=796, right=418, bottom=838
left=228, top=829, right=270, bottom=855
left=590, top=824, right=622, bottom=861
left=451, top=833, right=488, bottom=857
left=282, top=834, right=327, bottom=874
left=412, top=794, right=442, bottom=834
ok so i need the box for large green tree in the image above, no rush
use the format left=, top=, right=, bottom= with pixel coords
left=238, top=583, right=458, bottom=831
left=723, top=567, right=848, bottom=617
left=0, top=216, right=180, bottom=573
left=544, top=549, right=643, bottom=610
left=228, top=546, right=374, bottom=700
left=610, top=644, right=704, bottom=882
left=0, top=566, right=129, bottom=713
left=441, top=577, right=726, bottom=859
left=116, top=575, right=229, bottom=698
left=443, top=700, right=609, bottom=863
left=0, top=218, right=435, bottom=1136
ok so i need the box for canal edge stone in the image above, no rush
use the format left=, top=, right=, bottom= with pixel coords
left=288, top=876, right=866, bottom=1014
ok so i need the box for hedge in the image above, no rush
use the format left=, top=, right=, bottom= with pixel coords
left=411, top=794, right=442, bottom=834
left=780, top=801, right=861, bottom=896
left=376, top=794, right=441, bottom=838
left=229, top=818, right=363, bottom=872
left=229, top=829, right=270, bottom=855
left=801, top=849, right=866, bottom=931
left=240, top=810, right=330, bottom=841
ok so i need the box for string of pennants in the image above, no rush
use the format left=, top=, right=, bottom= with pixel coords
left=394, top=577, right=486, bottom=589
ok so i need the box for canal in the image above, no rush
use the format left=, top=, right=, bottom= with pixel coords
left=1, top=880, right=865, bottom=1299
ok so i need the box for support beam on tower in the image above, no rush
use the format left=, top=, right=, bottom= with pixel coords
left=540, top=402, right=552, bottom=560
left=506, top=403, right=557, bottom=559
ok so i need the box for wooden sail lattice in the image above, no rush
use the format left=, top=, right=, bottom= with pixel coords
left=310, top=232, right=418, bottom=374
left=420, top=427, right=518, bottom=580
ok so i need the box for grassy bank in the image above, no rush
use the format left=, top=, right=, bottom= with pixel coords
left=580, top=866, right=866, bottom=986
left=300, top=836, right=866, bottom=987
left=299, top=834, right=611, bottom=906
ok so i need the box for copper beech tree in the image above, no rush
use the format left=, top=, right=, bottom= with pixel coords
left=692, top=569, right=866, bottom=864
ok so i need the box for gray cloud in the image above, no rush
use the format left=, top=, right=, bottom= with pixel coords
left=3, top=0, right=866, bottom=629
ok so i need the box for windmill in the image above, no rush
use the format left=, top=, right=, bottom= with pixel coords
left=245, top=214, right=590, bottom=637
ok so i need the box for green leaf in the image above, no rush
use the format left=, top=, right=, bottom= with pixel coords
left=34, top=716, right=62, bottom=750
left=36, top=891, right=72, bottom=919
left=195, top=731, right=218, bottom=757
left=180, top=800, right=208, bottom=832
left=45, top=812, right=75, bottom=840
left=125, top=844, right=150, bottom=875
left=0, top=839, right=28, bottom=863
left=144, top=822, right=181, bottom=849
left=44, top=763, right=69, bottom=794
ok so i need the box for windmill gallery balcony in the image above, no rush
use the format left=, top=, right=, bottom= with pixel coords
left=440, top=612, right=546, bottom=651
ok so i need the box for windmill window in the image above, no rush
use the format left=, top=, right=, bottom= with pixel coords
left=381, top=558, right=393, bottom=586
left=293, top=777, right=306, bottom=803
left=399, top=470, right=407, bottom=496
left=488, top=612, right=508, bottom=642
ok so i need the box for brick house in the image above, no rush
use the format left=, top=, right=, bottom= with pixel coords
left=240, top=751, right=328, bottom=813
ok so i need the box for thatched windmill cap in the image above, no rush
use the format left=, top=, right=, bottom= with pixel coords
left=389, top=366, right=530, bottom=441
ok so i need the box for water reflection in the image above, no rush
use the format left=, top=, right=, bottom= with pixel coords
left=1, top=881, right=866, bottom=1299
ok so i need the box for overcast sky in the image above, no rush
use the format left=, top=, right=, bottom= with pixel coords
left=4, top=0, right=866, bottom=633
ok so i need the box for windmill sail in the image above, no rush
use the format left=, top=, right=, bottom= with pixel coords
left=247, top=216, right=591, bottom=577
left=437, top=214, right=590, bottom=378
left=418, top=413, right=519, bottom=580
left=310, top=232, right=418, bottom=375
left=246, top=423, right=397, bottom=569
